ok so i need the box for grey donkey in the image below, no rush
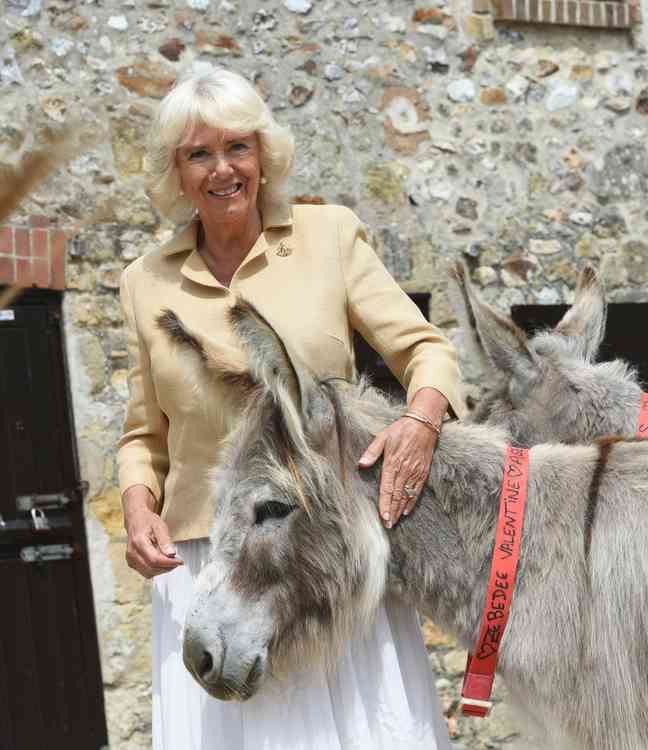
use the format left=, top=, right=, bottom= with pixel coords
left=159, top=301, right=648, bottom=750
left=448, top=262, right=645, bottom=446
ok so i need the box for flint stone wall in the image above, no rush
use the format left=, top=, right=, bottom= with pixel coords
left=1, top=0, right=646, bottom=746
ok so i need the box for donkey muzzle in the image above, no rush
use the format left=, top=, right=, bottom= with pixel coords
left=183, top=625, right=266, bottom=701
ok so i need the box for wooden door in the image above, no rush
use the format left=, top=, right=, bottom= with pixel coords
left=0, top=289, right=108, bottom=750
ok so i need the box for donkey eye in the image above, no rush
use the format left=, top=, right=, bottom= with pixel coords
left=254, top=501, right=297, bottom=525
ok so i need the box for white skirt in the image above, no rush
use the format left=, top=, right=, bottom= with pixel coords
left=152, top=539, right=451, bottom=750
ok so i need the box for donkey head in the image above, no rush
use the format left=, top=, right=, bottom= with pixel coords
left=157, top=302, right=389, bottom=700
left=448, top=263, right=628, bottom=446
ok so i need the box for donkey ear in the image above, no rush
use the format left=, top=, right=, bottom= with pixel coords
left=229, top=299, right=332, bottom=450
left=448, top=262, right=537, bottom=380
left=0, top=123, right=88, bottom=224
left=447, top=262, right=496, bottom=377
left=157, top=308, right=254, bottom=391
left=228, top=299, right=302, bottom=398
left=554, top=265, right=607, bottom=362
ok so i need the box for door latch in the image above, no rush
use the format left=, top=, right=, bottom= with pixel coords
left=20, top=544, right=75, bottom=563
left=16, top=493, right=71, bottom=513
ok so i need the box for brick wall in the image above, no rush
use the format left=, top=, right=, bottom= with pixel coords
left=472, top=0, right=640, bottom=27
left=0, top=216, right=67, bottom=290
left=491, top=0, right=634, bottom=26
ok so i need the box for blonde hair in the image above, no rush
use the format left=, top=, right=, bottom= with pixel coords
left=147, top=68, right=295, bottom=223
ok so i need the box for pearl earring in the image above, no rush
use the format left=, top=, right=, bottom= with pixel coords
left=179, top=190, right=184, bottom=197
left=260, top=176, right=267, bottom=185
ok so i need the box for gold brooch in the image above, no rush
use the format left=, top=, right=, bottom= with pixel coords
left=276, top=241, right=292, bottom=257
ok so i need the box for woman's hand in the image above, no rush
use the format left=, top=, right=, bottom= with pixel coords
left=123, top=485, right=184, bottom=579
left=358, top=388, right=448, bottom=528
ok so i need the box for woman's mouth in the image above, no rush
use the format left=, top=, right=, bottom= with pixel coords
left=208, top=183, right=242, bottom=198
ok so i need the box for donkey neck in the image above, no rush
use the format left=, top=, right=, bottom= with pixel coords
left=384, top=421, right=511, bottom=648
left=337, top=384, right=511, bottom=646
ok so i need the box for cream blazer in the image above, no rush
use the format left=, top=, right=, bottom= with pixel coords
left=117, top=203, right=464, bottom=541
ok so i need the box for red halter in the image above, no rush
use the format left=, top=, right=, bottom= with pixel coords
left=460, top=445, right=530, bottom=717
left=638, top=393, right=648, bottom=438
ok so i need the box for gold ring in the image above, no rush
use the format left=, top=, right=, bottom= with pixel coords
left=403, top=484, right=416, bottom=499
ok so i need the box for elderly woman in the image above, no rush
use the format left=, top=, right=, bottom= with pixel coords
left=118, top=68, right=463, bottom=750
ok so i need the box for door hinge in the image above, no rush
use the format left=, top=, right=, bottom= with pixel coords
left=20, top=544, right=76, bottom=563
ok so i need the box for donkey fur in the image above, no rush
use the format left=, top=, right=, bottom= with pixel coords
left=448, top=262, right=644, bottom=446
left=0, top=124, right=85, bottom=225
left=160, top=301, right=648, bottom=750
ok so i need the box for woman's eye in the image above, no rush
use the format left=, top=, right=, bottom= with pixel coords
left=230, top=143, right=249, bottom=153
left=254, top=501, right=296, bottom=525
left=188, top=149, right=208, bottom=159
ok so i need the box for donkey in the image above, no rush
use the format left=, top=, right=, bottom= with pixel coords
left=448, top=262, right=645, bottom=446
left=159, top=301, right=648, bottom=750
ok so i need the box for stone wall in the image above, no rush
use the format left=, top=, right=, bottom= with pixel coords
left=2, top=0, right=647, bottom=746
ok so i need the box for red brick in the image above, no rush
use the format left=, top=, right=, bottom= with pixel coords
left=51, top=230, right=67, bottom=290
left=33, top=258, right=50, bottom=288
left=32, top=228, right=49, bottom=259
left=14, top=228, right=30, bottom=257
left=0, top=226, right=12, bottom=255
left=29, top=215, right=51, bottom=228
left=0, top=256, right=15, bottom=284
left=498, top=0, right=514, bottom=17
left=581, top=2, right=591, bottom=25
left=15, top=258, right=33, bottom=288
left=555, top=1, right=565, bottom=22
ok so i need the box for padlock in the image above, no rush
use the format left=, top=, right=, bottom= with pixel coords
left=31, top=508, right=50, bottom=532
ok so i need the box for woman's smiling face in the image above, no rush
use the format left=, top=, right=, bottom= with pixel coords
left=176, top=123, right=262, bottom=229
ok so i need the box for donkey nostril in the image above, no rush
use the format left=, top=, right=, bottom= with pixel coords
left=198, top=650, right=214, bottom=680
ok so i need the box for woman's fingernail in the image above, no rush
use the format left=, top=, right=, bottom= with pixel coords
left=403, top=509, right=410, bottom=516
left=382, top=511, right=390, bottom=521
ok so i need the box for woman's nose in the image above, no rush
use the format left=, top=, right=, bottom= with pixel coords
left=209, top=155, right=233, bottom=179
